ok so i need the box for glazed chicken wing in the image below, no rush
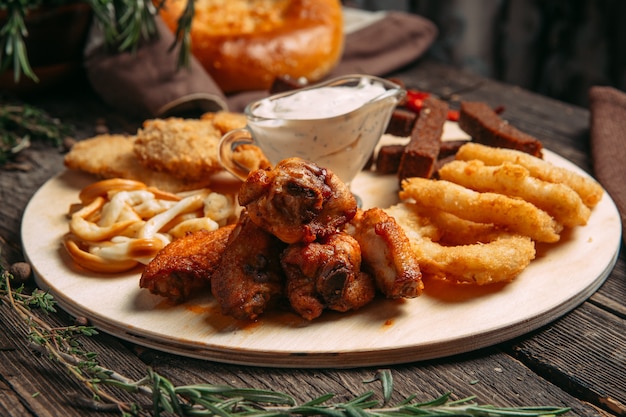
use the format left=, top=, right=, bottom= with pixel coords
left=139, top=225, right=235, bottom=303
left=347, top=208, right=423, bottom=299
left=211, top=210, right=287, bottom=321
left=280, top=233, right=376, bottom=320
left=238, top=157, right=358, bottom=244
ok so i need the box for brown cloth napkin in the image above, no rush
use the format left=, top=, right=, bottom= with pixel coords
left=84, top=19, right=229, bottom=119
left=83, top=10, right=437, bottom=117
left=589, top=86, right=626, bottom=240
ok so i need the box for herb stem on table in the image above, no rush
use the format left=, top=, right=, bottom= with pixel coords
left=0, top=103, right=73, bottom=165
left=0, top=1, right=194, bottom=83
left=1, top=267, right=572, bottom=417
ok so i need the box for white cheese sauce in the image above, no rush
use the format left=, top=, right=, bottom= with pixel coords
left=251, top=78, right=388, bottom=120
left=245, top=77, right=401, bottom=184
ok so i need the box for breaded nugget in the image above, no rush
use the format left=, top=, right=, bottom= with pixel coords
left=232, top=144, right=272, bottom=172
left=64, top=134, right=212, bottom=192
left=64, top=134, right=136, bottom=179
left=202, top=111, right=271, bottom=172
left=134, top=117, right=224, bottom=181
left=201, top=111, right=247, bottom=134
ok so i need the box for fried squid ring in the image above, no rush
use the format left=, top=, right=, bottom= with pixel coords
left=386, top=203, right=536, bottom=285
left=455, top=142, right=603, bottom=208
left=438, top=159, right=591, bottom=227
left=400, top=177, right=562, bottom=243
left=78, top=178, right=148, bottom=204
left=69, top=197, right=136, bottom=242
left=63, top=235, right=140, bottom=273
left=64, top=179, right=237, bottom=273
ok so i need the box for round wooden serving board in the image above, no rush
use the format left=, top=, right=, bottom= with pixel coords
left=22, top=137, right=621, bottom=368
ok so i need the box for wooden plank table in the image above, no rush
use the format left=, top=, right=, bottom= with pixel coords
left=1, top=58, right=624, bottom=417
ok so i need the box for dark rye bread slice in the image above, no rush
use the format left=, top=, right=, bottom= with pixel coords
left=397, top=96, right=449, bottom=180
left=458, top=101, right=543, bottom=157
left=376, top=144, right=406, bottom=174
left=376, top=139, right=468, bottom=175
left=385, top=108, right=418, bottom=137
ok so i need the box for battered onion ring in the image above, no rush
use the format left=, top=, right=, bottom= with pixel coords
left=400, top=177, right=562, bottom=243
left=386, top=203, right=536, bottom=285
left=414, top=234, right=535, bottom=284
left=438, top=159, right=591, bottom=227
left=455, top=142, right=603, bottom=208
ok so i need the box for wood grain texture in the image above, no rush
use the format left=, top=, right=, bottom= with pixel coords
left=510, top=303, right=626, bottom=416
left=1, top=58, right=623, bottom=416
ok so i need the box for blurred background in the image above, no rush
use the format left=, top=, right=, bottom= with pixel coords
left=345, top=0, right=626, bottom=108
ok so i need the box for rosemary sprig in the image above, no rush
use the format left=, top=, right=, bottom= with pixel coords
left=0, top=102, right=73, bottom=164
left=0, top=0, right=196, bottom=83
left=0, top=0, right=39, bottom=82
left=1, top=267, right=572, bottom=417
left=112, top=0, right=159, bottom=53
left=168, top=0, right=195, bottom=69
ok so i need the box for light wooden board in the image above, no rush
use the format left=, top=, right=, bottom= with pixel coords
left=22, top=136, right=621, bottom=368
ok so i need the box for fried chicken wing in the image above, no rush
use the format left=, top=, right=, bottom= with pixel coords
left=139, top=225, right=235, bottom=303
left=347, top=208, right=423, bottom=299
left=211, top=210, right=287, bottom=321
left=238, top=158, right=358, bottom=244
left=280, top=233, right=376, bottom=320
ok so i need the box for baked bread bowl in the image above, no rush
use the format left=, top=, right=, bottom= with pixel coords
left=159, top=0, right=344, bottom=92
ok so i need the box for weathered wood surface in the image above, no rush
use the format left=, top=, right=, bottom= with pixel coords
left=1, top=59, right=624, bottom=416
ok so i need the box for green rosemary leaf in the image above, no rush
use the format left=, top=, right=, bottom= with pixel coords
left=445, top=395, right=478, bottom=406
left=168, top=0, right=195, bottom=68
left=158, top=372, right=184, bottom=415
left=193, top=398, right=234, bottom=417
left=395, top=394, right=418, bottom=407
left=237, top=409, right=292, bottom=417
left=344, top=404, right=372, bottom=417
left=350, top=401, right=382, bottom=410
left=150, top=370, right=169, bottom=416
left=517, top=406, right=572, bottom=413
left=0, top=3, right=39, bottom=82
left=291, top=405, right=347, bottom=417
left=463, top=404, right=571, bottom=416
left=0, top=103, right=73, bottom=164
left=377, top=370, right=394, bottom=405
left=411, top=392, right=455, bottom=408
left=175, top=386, right=202, bottom=400
left=205, top=386, right=296, bottom=405
left=301, top=393, right=336, bottom=406
left=116, top=0, right=158, bottom=52
left=343, top=391, right=376, bottom=407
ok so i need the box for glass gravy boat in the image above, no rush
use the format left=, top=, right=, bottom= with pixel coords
left=219, top=74, right=406, bottom=187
